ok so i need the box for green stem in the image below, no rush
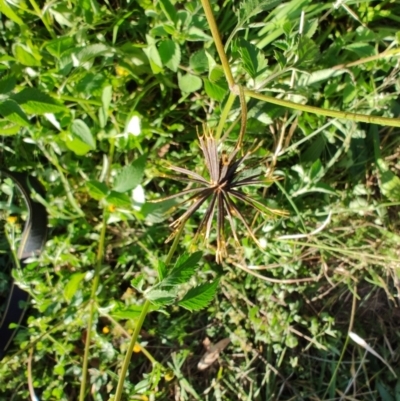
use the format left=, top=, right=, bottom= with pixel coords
left=114, top=223, right=186, bottom=401
left=244, top=89, right=400, bottom=128
left=215, top=92, right=236, bottom=141
left=79, top=211, right=108, bottom=401
left=200, top=0, right=235, bottom=89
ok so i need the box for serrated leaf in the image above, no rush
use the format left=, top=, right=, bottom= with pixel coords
left=111, top=304, right=145, bottom=320
left=113, top=154, right=147, bottom=193
left=162, top=251, right=202, bottom=286
left=146, top=288, right=177, bottom=306
left=131, top=274, right=145, bottom=292
left=64, top=272, right=85, bottom=302
left=204, top=78, right=228, bottom=102
left=190, top=49, right=208, bottom=73
left=179, top=279, right=219, bottom=312
left=186, top=26, right=212, bottom=41
left=158, top=39, right=180, bottom=72
left=238, top=38, right=267, bottom=79
left=75, top=43, right=110, bottom=63
left=178, top=73, right=202, bottom=93
left=70, top=119, right=96, bottom=150
left=45, top=36, right=75, bottom=58
left=86, top=180, right=109, bottom=200
left=12, top=88, right=66, bottom=114
left=157, top=260, right=167, bottom=281
left=0, top=99, right=30, bottom=126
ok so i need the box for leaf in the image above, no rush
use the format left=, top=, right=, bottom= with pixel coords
left=162, top=251, right=202, bottom=286
left=111, top=304, right=146, bottom=320
left=143, top=37, right=163, bottom=74
left=157, top=260, right=167, bottom=281
left=0, top=76, right=16, bottom=94
left=113, top=154, right=147, bottom=193
left=186, top=26, right=212, bottom=41
left=74, top=43, right=110, bottom=63
left=158, top=39, right=181, bottom=72
left=178, top=73, right=202, bottom=93
left=64, top=272, right=85, bottom=302
left=13, top=43, right=41, bottom=66
left=70, top=119, right=96, bottom=150
left=0, top=100, right=30, bottom=126
left=0, top=120, right=20, bottom=135
left=45, top=37, right=75, bottom=58
left=146, top=288, right=177, bottom=306
left=159, top=0, right=177, bottom=24
left=238, top=38, right=268, bottom=79
left=189, top=49, right=208, bottom=73
left=11, top=88, right=66, bottom=114
left=178, top=279, right=219, bottom=312
left=86, top=180, right=109, bottom=200
left=203, top=78, right=228, bottom=102
left=0, top=0, right=24, bottom=26
left=106, top=191, right=132, bottom=207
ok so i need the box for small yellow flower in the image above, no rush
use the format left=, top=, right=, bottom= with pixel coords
left=102, top=326, right=110, bottom=334
left=133, top=343, right=141, bottom=353
left=6, top=215, right=18, bottom=224
left=108, top=204, right=116, bottom=212
left=164, top=369, right=174, bottom=382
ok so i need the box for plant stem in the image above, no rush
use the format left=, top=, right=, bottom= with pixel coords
left=200, top=0, right=235, bottom=89
left=79, top=211, right=108, bottom=401
left=114, top=223, right=186, bottom=401
left=27, top=0, right=56, bottom=38
left=215, top=92, right=236, bottom=141
left=244, top=89, right=400, bottom=128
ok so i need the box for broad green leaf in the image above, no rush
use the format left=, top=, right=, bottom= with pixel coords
left=145, top=288, right=177, bottom=306
left=131, top=273, right=145, bottom=292
left=178, top=279, right=219, bottom=312
left=75, top=43, right=110, bottom=63
left=65, top=136, right=92, bottom=156
left=0, top=120, right=20, bottom=135
left=86, top=180, right=109, bottom=200
left=45, top=37, right=74, bottom=58
left=296, top=36, right=319, bottom=67
left=344, top=42, right=376, bottom=58
left=203, top=78, right=228, bottom=102
left=159, top=0, right=177, bottom=24
left=12, top=88, right=66, bottom=114
left=238, top=38, right=267, bottom=79
left=186, top=26, right=212, bottom=41
left=70, top=119, right=96, bottom=150
left=64, top=272, right=85, bottom=302
left=0, top=99, right=30, bottom=126
left=13, top=43, right=41, bottom=67
left=106, top=191, right=132, bottom=207
left=158, top=40, right=180, bottom=72
left=0, top=76, right=16, bottom=94
left=174, top=251, right=202, bottom=271
left=0, top=0, right=24, bottom=26
left=178, top=73, right=202, bottom=93
left=189, top=49, right=208, bottom=73
left=113, top=154, right=147, bottom=193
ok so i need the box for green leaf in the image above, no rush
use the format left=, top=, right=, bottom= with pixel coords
left=64, top=272, right=85, bottom=302
left=0, top=120, right=20, bottom=135
left=186, top=26, right=212, bottom=41
left=189, top=49, right=208, bottom=73
left=65, top=136, right=92, bottom=156
left=86, top=180, right=109, bottom=200
left=106, top=191, right=132, bottom=207
left=0, top=76, right=16, bottom=94
left=111, top=304, right=146, bottom=320
left=0, top=0, right=24, bottom=26
left=131, top=273, right=145, bottom=292
left=45, top=37, right=75, bottom=58
left=0, top=100, right=30, bottom=126
left=238, top=38, right=267, bottom=79
left=178, top=73, right=202, bottom=93
left=143, top=42, right=163, bottom=74
left=159, top=0, right=177, bottom=24
left=203, top=78, right=228, bottom=102
left=161, top=251, right=202, bottom=286
left=74, top=43, right=110, bottom=63
left=70, top=119, right=96, bottom=150
left=158, top=40, right=180, bottom=72
left=12, top=88, right=66, bottom=114
left=156, top=260, right=167, bottom=281
left=146, top=288, right=177, bottom=306
left=178, top=279, right=219, bottom=312
left=113, top=154, right=147, bottom=193
left=13, top=43, right=41, bottom=67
